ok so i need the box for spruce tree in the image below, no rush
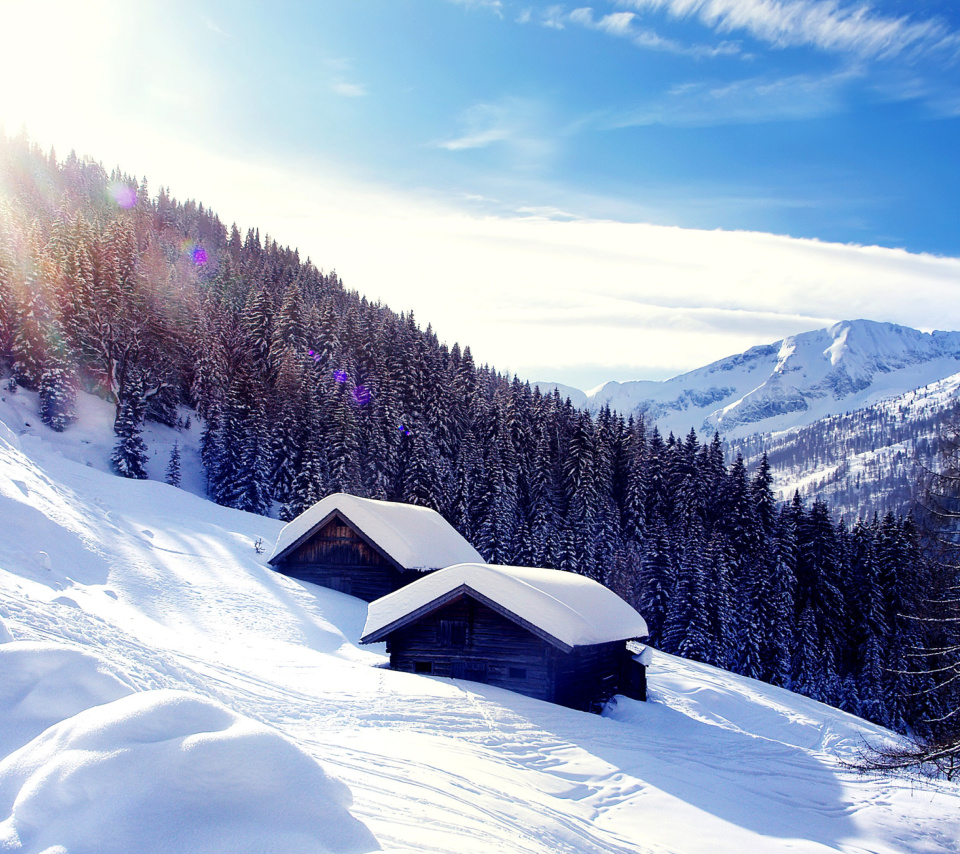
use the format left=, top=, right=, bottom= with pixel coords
left=35, top=315, right=77, bottom=433
left=166, top=442, right=182, bottom=487
left=111, top=376, right=149, bottom=480
left=11, top=262, right=47, bottom=390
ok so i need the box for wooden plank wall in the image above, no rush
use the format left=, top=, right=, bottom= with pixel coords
left=388, top=594, right=632, bottom=710
left=550, top=641, right=625, bottom=712
left=275, top=518, right=407, bottom=602
left=389, top=596, right=554, bottom=701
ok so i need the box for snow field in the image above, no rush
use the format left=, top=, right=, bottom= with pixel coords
left=1, top=390, right=959, bottom=853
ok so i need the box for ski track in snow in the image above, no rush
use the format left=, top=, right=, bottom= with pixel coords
left=1, top=391, right=960, bottom=853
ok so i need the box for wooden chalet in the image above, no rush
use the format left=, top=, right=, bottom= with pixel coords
left=267, top=493, right=484, bottom=602
left=360, top=563, right=649, bottom=711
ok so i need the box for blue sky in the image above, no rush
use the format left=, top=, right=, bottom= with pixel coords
left=2, top=0, right=960, bottom=386
left=181, top=0, right=960, bottom=254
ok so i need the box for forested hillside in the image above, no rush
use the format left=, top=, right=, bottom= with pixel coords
left=730, top=375, right=960, bottom=520
left=0, top=132, right=954, bottom=736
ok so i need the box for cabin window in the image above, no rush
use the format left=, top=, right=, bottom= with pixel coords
left=438, top=620, right=468, bottom=647
left=509, top=667, right=527, bottom=680
left=414, top=661, right=433, bottom=674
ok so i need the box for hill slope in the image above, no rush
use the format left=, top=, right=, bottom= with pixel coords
left=1, top=405, right=959, bottom=852
left=537, top=320, right=960, bottom=441
left=730, top=370, right=960, bottom=519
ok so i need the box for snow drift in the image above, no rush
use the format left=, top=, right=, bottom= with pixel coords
left=0, top=641, right=134, bottom=758
left=0, top=689, right=379, bottom=854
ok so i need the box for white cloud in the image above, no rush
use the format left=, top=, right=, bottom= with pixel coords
left=568, top=6, right=742, bottom=56
left=595, top=10, right=637, bottom=36
left=612, top=66, right=860, bottom=126
left=442, top=0, right=505, bottom=17
left=438, top=98, right=556, bottom=166
left=618, top=0, right=958, bottom=59
left=204, top=17, right=229, bottom=37
left=331, top=81, right=367, bottom=98
left=542, top=5, right=568, bottom=29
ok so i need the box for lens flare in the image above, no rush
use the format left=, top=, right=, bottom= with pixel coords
left=352, top=385, right=371, bottom=406
left=334, top=369, right=348, bottom=383
left=108, top=182, right=136, bottom=209
left=179, top=239, right=208, bottom=266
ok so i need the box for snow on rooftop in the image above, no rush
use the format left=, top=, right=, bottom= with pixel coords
left=362, top=562, right=648, bottom=650
left=269, top=492, right=483, bottom=571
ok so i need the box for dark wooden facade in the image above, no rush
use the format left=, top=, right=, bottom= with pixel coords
left=271, top=513, right=409, bottom=602
left=384, top=592, right=635, bottom=712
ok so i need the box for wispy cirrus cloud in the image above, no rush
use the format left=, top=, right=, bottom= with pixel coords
left=611, top=65, right=861, bottom=126
left=516, top=5, right=569, bottom=29
left=443, top=0, right=505, bottom=17
left=322, top=56, right=368, bottom=98
left=617, top=0, right=960, bottom=60
left=568, top=7, right=741, bottom=57
left=331, top=81, right=367, bottom=98
left=438, top=97, right=556, bottom=167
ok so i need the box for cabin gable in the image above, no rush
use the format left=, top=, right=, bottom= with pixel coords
left=271, top=511, right=407, bottom=602
left=387, top=593, right=557, bottom=702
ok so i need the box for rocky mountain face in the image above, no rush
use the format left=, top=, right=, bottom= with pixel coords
left=538, top=320, right=960, bottom=442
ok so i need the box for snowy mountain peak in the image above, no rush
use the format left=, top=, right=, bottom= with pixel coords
left=537, top=320, right=960, bottom=440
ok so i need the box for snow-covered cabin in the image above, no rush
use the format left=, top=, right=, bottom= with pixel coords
left=268, top=493, right=484, bottom=602
left=360, top=563, right=649, bottom=711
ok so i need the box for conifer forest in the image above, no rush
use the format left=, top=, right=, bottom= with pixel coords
left=0, top=133, right=956, bottom=738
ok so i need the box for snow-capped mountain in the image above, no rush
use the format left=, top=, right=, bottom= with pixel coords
left=537, top=320, right=960, bottom=441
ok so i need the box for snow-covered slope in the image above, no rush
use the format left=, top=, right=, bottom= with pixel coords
left=537, top=320, right=960, bottom=441
left=1, top=396, right=959, bottom=852
left=730, top=369, right=960, bottom=519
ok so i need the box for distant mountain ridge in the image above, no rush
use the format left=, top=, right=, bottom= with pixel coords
left=537, top=320, right=960, bottom=440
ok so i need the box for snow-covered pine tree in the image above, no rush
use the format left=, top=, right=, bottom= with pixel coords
left=0, top=234, right=15, bottom=367
left=38, top=321, right=77, bottom=432
left=166, top=442, right=182, bottom=487
left=11, top=257, right=47, bottom=390
left=111, top=374, right=149, bottom=479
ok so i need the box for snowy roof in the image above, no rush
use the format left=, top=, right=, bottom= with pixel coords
left=361, top=563, right=648, bottom=651
left=268, top=493, right=483, bottom=571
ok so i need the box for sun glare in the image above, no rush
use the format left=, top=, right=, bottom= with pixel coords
left=0, top=1, right=119, bottom=153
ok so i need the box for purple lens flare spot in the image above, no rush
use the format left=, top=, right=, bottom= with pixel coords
left=352, top=385, right=371, bottom=406
left=334, top=370, right=349, bottom=383
left=109, top=182, right=137, bottom=209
